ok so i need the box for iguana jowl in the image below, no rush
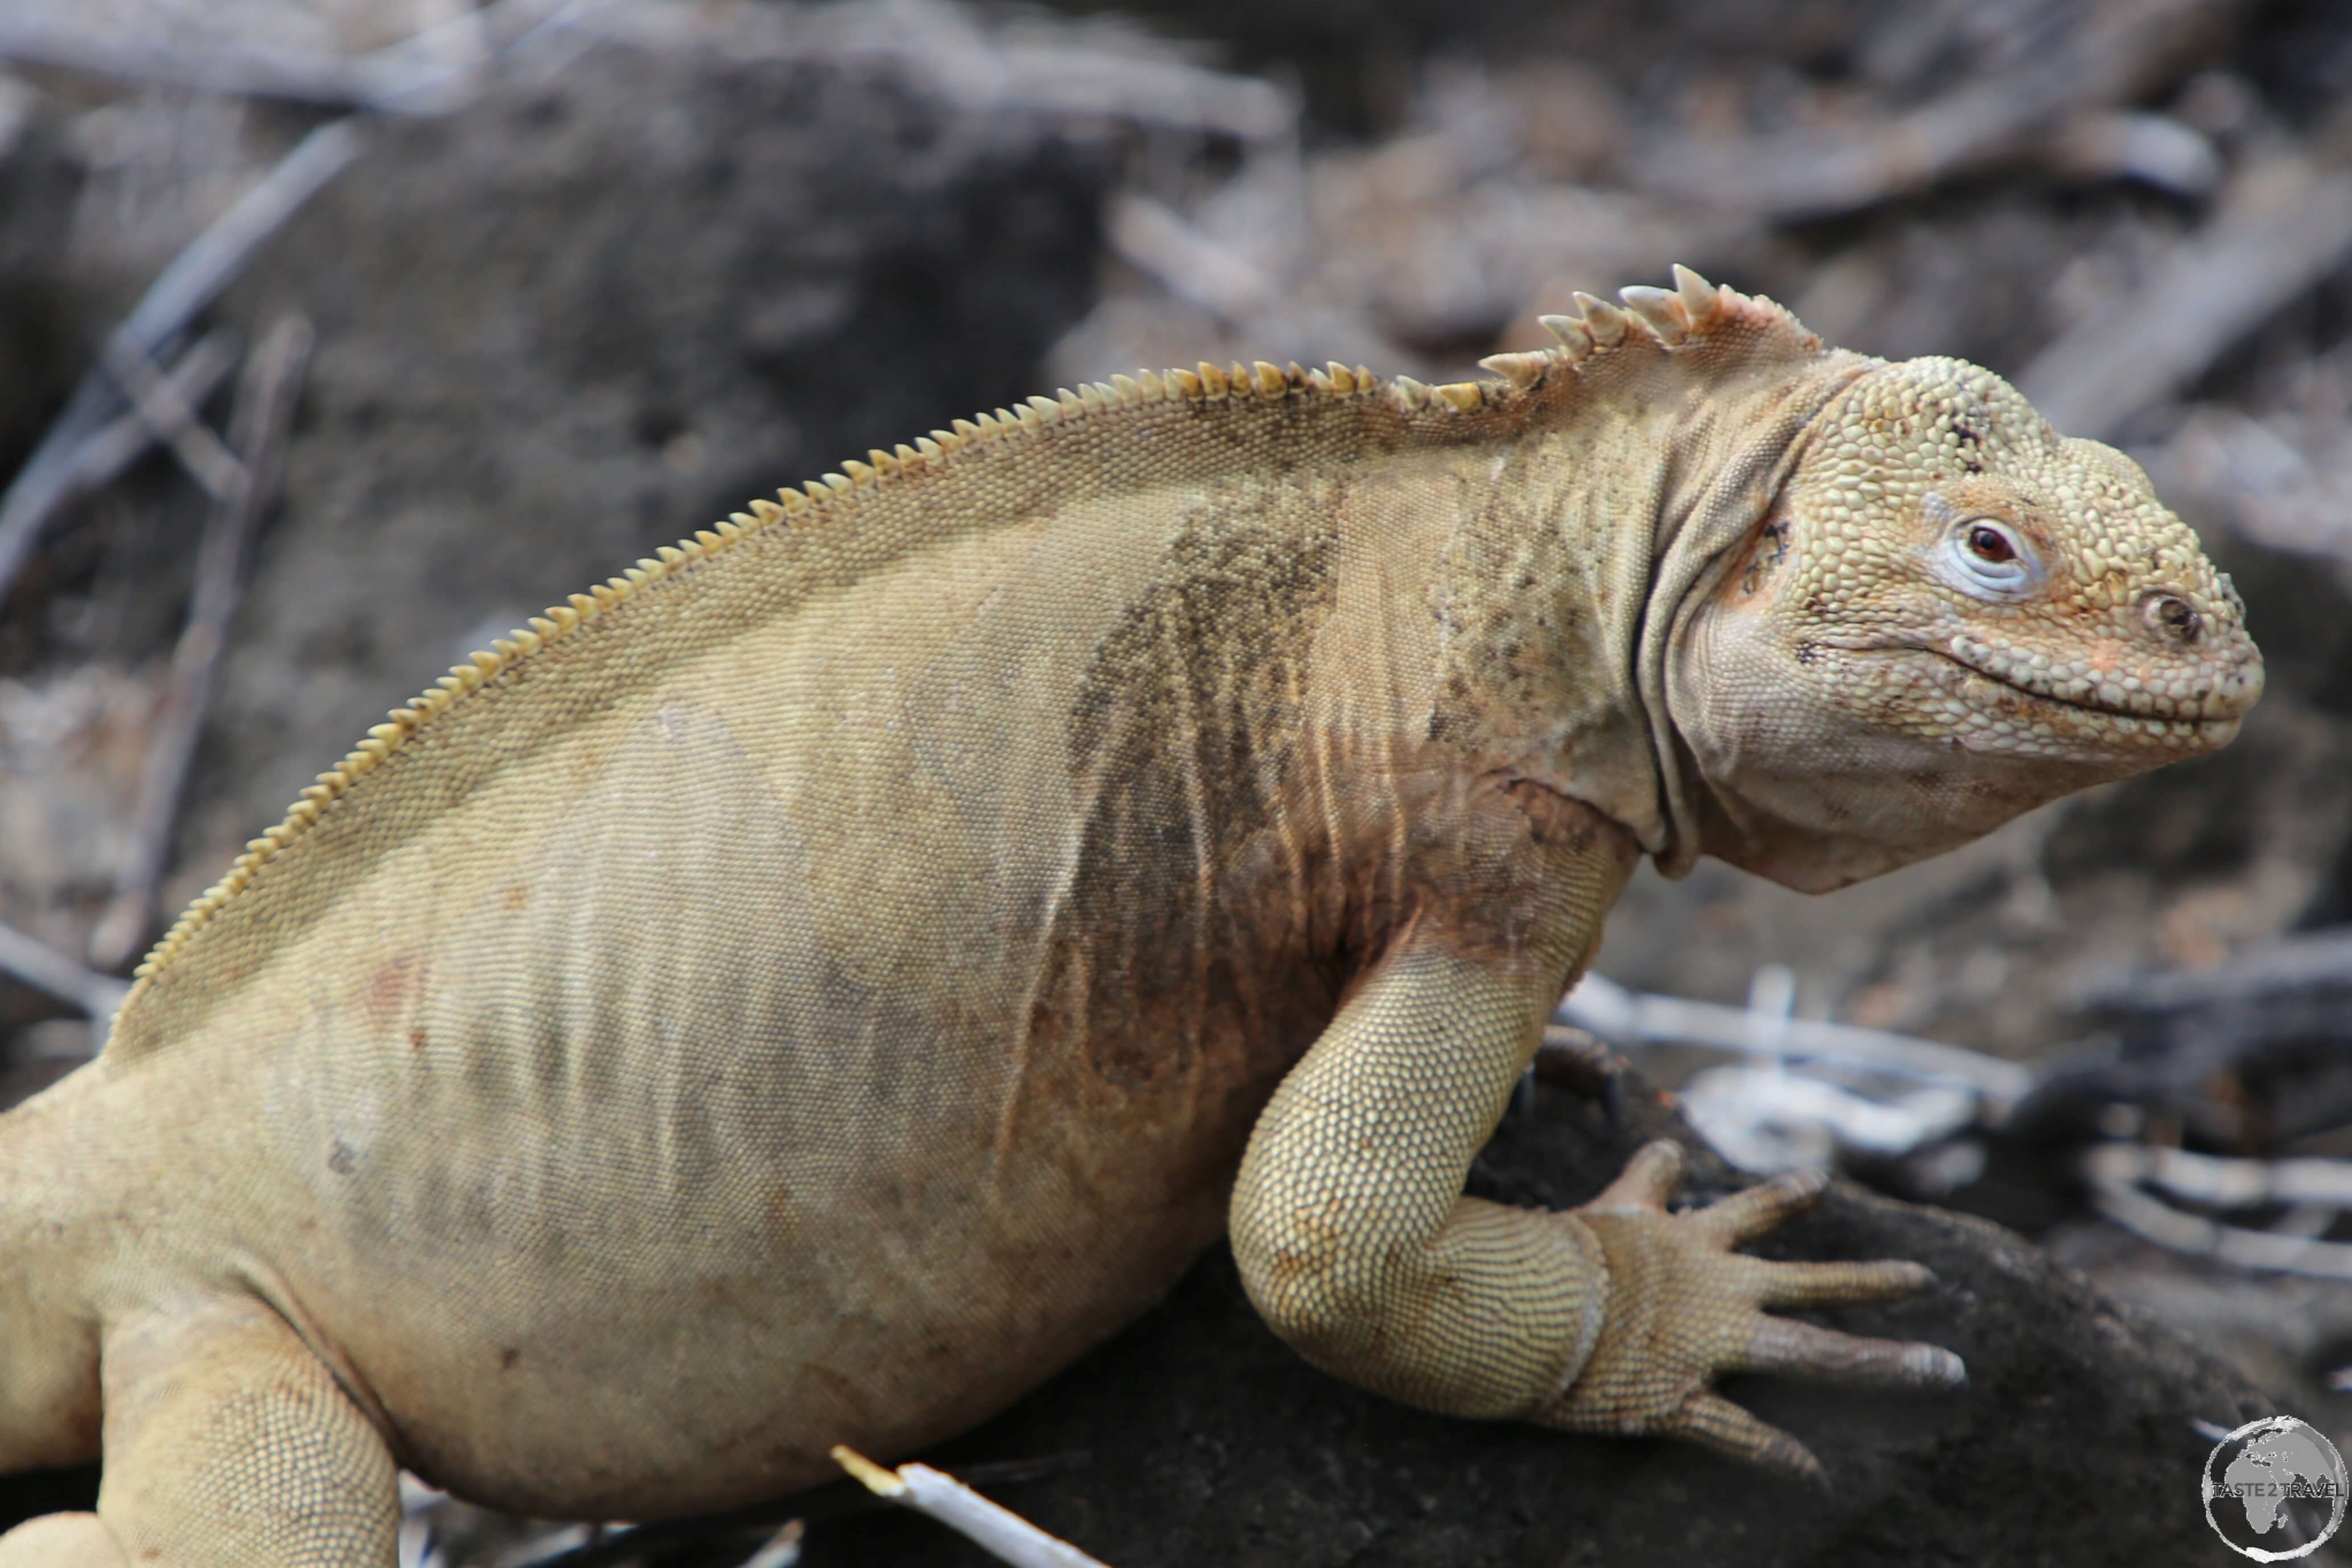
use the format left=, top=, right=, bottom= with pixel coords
left=0, top=269, right=2261, bottom=1564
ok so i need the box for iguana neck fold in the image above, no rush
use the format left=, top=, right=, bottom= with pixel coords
left=1428, top=341, right=1877, bottom=873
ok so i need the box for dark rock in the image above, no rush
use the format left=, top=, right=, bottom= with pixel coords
left=803, top=1070, right=2283, bottom=1567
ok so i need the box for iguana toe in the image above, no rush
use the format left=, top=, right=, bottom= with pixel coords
left=1660, top=1389, right=1827, bottom=1485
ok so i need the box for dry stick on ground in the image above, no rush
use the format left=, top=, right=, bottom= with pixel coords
left=0, top=332, right=242, bottom=566
left=89, top=316, right=315, bottom=973
left=736, top=1522, right=805, bottom=1568
left=832, top=1447, right=1115, bottom=1568
left=502, top=1454, right=1093, bottom=1568
left=72, top=332, right=243, bottom=493
left=1557, top=972, right=2035, bottom=1108
left=2083, top=1143, right=2352, bottom=1279
left=0, top=13, right=438, bottom=110
left=2017, top=147, right=2352, bottom=440
left=98, top=338, right=246, bottom=504
left=1646, top=0, right=2254, bottom=219
left=1103, top=192, right=1280, bottom=321
left=0, top=921, right=130, bottom=1023
left=0, top=0, right=565, bottom=116
left=2023, top=925, right=2352, bottom=1149
left=597, top=0, right=1298, bottom=143
left=0, top=118, right=361, bottom=608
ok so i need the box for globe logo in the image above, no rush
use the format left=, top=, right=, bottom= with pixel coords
left=2204, top=1416, right=2348, bottom=1560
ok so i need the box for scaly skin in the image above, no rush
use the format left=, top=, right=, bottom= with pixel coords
left=0, top=269, right=2259, bottom=1565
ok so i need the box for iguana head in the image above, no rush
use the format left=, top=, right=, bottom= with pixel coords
left=1665, top=351, right=2263, bottom=891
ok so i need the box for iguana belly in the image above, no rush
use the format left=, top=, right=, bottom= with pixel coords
left=232, top=679, right=1341, bottom=1516
left=273, top=991, right=1277, bottom=1515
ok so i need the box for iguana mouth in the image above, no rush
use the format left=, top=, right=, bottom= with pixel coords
left=1927, top=649, right=2240, bottom=731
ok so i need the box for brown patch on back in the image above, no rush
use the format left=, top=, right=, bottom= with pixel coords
left=1050, top=479, right=1343, bottom=1090
left=1422, top=449, right=1635, bottom=767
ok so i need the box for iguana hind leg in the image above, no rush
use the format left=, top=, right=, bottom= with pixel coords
left=0, top=1300, right=398, bottom=1567
left=1231, top=914, right=1962, bottom=1480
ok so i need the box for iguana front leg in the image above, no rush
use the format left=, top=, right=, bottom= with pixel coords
left=0, top=1300, right=399, bottom=1567
left=1230, top=879, right=1962, bottom=1479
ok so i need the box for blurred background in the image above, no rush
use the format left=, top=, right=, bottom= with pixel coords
left=1, top=0, right=2350, bottom=1561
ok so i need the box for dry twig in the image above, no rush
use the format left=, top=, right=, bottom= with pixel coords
left=833, top=1446, right=1115, bottom=1568
left=99, top=338, right=247, bottom=503
left=90, top=316, right=315, bottom=972
left=578, top=0, right=1296, bottom=143
left=0, top=0, right=569, bottom=116
left=0, top=331, right=242, bottom=559
left=0, top=920, right=129, bottom=1022
left=738, top=1522, right=805, bottom=1568
left=0, top=120, right=363, bottom=606
left=1644, top=0, right=2252, bottom=219
left=1104, top=192, right=1278, bottom=321
left=1559, top=972, right=2034, bottom=1108
left=499, top=1454, right=1089, bottom=1567
left=2084, top=1142, right=2352, bottom=1279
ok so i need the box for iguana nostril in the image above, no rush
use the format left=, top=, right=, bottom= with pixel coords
left=2143, top=593, right=2200, bottom=644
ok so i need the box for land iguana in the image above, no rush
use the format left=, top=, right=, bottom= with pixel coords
left=0, top=268, right=2261, bottom=1564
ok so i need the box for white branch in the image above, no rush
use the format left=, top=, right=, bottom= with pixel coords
left=833, top=1447, right=1115, bottom=1568
left=1558, top=972, right=2033, bottom=1108
left=0, top=0, right=574, bottom=116
left=2083, top=1143, right=2352, bottom=1280
left=2087, top=1142, right=2352, bottom=1211
left=0, top=921, right=128, bottom=1023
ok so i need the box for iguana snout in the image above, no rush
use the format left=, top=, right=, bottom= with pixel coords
left=1666, top=354, right=2261, bottom=891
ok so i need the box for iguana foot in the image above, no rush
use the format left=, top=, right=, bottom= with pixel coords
left=1538, top=1140, right=1963, bottom=1482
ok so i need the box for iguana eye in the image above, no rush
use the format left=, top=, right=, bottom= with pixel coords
left=1943, top=517, right=2036, bottom=597
left=2143, top=592, right=2202, bottom=644
left=1965, top=525, right=2014, bottom=563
